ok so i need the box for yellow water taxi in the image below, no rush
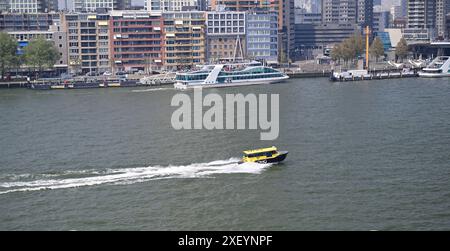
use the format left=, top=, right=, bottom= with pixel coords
left=239, top=146, right=288, bottom=164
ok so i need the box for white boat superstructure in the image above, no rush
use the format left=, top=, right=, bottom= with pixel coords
left=174, top=61, right=289, bottom=89
left=419, top=56, right=450, bottom=78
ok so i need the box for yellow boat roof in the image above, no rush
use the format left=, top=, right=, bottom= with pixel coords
left=243, top=146, right=277, bottom=155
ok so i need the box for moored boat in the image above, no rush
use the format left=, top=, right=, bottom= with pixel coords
left=174, top=61, right=289, bottom=89
left=418, top=56, right=450, bottom=78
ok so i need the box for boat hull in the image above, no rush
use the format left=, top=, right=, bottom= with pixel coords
left=174, top=76, right=289, bottom=90
left=418, top=72, right=450, bottom=78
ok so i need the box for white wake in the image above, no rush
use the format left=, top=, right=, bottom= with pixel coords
left=0, top=158, right=271, bottom=194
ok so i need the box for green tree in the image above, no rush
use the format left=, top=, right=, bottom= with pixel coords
left=342, top=38, right=357, bottom=67
left=352, top=32, right=365, bottom=57
left=0, top=32, right=18, bottom=80
left=395, top=38, right=408, bottom=62
left=23, top=36, right=60, bottom=77
left=370, top=37, right=385, bottom=62
left=331, top=43, right=343, bottom=64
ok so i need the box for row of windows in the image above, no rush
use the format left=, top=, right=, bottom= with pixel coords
left=208, top=21, right=245, bottom=27
left=207, top=27, right=244, bottom=34
left=207, top=14, right=245, bottom=20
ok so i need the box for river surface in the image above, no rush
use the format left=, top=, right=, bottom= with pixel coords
left=0, top=77, right=449, bottom=230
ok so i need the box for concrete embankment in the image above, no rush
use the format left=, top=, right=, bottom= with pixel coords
left=0, top=82, right=29, bottom=88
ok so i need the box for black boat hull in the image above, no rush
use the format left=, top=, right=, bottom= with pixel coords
left=257, top=151, right=288, bottom=163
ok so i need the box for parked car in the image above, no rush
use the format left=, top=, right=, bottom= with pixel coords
left=103, top=71, right=112, bottom=76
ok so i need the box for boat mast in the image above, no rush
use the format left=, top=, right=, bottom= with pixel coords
left=233, top=35, right=244, bottom=62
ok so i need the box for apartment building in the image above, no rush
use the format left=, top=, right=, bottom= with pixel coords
left=162, top=11, right=206, bottom=70
left=109, top=10, right=164, bottom=72
left=62, top=12, right=111, bottom=75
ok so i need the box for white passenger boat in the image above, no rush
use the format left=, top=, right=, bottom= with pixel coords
left=418, top=56, right=450, bottom=78
left=174, top=61, right=289, bottom=89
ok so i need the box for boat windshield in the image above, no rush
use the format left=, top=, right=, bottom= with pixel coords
left=245, top=150, right=277, bottom=158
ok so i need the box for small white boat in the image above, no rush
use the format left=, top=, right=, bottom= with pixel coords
left=419, top=56, right=450, bottom=78
left=174, top=61, right=289, bottom=89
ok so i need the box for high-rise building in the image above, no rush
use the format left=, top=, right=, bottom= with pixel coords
left=357, top=0, right=373, bottom=28
left=404, top=0, right=450, bottom=41
left=322, top=0, right=372, bottom=27
left=407, top=0, right=436, bottom=29
left=436, top=0, right=450, bottom=39
left=281, top=0, right=295, bottom=61
left=74, top=0, right=131, bottom=12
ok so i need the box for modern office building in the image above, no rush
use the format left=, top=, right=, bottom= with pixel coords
left=0, top=12, right=60, bottom=31
left=62, top=12, right=111, bottom=74
left=294, top=22, right=359, bottom=58
left=74, top=0, right=131, bottom=12
left=109, top=10, right=164, bottom=72
left=206, top=11, right=246, bottom=61
left=162, top=11, right=206, bottom=70
left=246, top=11, right=278, bottom=62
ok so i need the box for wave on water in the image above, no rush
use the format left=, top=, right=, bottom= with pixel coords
left=0, top=158, right=271, bottom=194
left=131, top=87, right=173, bottom=93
